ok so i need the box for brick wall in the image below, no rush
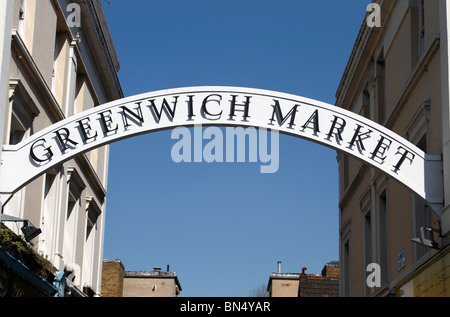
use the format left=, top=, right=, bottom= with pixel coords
left=123, top=277, right=177, bottom=297
left=321, top=262, right=339, bottom=278
left=324, top=266, right=339, bottom=278
left=268, top=274, right=301, bottom=297
left=101, top=260, right=124, bottom=297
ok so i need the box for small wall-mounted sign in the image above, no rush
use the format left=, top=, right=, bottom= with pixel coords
left=397, top=249, right=406, bottom=271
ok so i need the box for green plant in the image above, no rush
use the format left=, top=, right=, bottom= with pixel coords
left=0, top=228, right=30, bottom=261
left=0, top=227, right=56, bottom=281
left=35, top=253, right=54, bottom=278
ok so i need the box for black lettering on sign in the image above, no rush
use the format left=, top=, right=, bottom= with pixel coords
left=54, top=128, right=78, bottom=152
left=77, top=117, right=98, bottom=142
left=370, top=136, right=392, bottom=164
left=148, top=97, right=179, bottom=123
left=229, top=95, right=251, bottom=121
left=30, top=139, right=54, bottom=163
left=268, top=100, right=299, bottom=129
left=326, top=116, right=346, bottom=143
left=348, top=124, right=372, bottom=153
left=120, top=104, right=144, bottom=128
left=201, top=94, right=223, bottom=120
left=98, top=110, right=119, bottom=135
left=301, top=109, right=320, bottom=135
left=393, top=147, right=416, bottom=172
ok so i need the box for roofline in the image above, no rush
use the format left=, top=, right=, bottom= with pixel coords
left=336, top=0, right=391, bottom=107
left=53, top=0, right=123, bottom=101
left=124, top=271, right=182, bottom=291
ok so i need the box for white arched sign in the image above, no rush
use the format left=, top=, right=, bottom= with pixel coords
left=0, top=87, right=443, bottom=216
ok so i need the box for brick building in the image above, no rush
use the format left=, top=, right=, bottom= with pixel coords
left=101, top=259, right=124, bottom=297
left=101, top=260, right=182, bottom=297
left=123, top=267, right=182, bottom=298
left=267, top=261, right=339, bottom=297
left=298, top=262, right=340, bottom=297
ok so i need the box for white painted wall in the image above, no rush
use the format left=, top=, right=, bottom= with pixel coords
left=0, top=0, right=14, bottom=166
left=439, top=0, right=450, bottom=237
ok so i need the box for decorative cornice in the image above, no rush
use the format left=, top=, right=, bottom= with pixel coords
left=336, top=0, right=393, bottom=110
left=9, top=79, right=40, bottom=126
left=67, top=167, right=86, bottom=199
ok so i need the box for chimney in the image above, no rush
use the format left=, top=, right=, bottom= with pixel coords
left=322, top=262, right=339, bottom=278
left=300, top=267, right=308, bottom=278
left=277, top=261, right=282, bottom=273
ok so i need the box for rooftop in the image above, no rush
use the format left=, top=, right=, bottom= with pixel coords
left=267, top=261, right=339, bottom=297
left=123, top=267, right=182, bottom=291
left=124, top=271, right=177, bottom=278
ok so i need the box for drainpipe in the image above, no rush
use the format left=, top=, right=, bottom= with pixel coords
left=440, top=0, right=450, bottom=239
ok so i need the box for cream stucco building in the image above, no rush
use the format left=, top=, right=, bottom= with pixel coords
left=101, top=260, right=182, bottom=298
left=337, top=0, right=450, bottom=296
left=123, top=268, right=182, bottom=298
left=0, top=0, right=122, bottom=296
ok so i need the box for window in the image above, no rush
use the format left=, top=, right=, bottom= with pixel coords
left=411, top=0, right=426, bottom=66
left=7, top=80, right=39, bottom=144
left=85, top=198, right=100, bottom=253
left=378, top=190, right=389, bottom=286
left=63, top=189, right=79, bottom=264
left=41, top=170, right=62, bottom=261
left=418, top=0, right=425, bottom=57
left=343, top=240, right=350, bottom=297
left=362, top=90, right=371, bottom=120
left=363, top=210, right=372, bottom=295
left=3, top=81, right=39, bottom=220
left=340, top=217, right=351, bottom=296
left=52, top=30, right=78, bottom=117
left=51, top=32, right=66, bottom=96
left=376, top=57, right=386, bottom=124
left=9, top=113, right=26, bottom=145
left=360, top=189, right=372, bottom=295
left=83, top=197, right=101, bottom=290
left=63, top=168, right=85, bottom=267
left=364, top=213, right=372, bottom=265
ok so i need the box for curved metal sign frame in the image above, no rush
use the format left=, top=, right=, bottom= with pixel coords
left=0, top=87, right=443, bottom=215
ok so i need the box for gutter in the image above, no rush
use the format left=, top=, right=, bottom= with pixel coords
left=0, top=246, right=58, bottom=297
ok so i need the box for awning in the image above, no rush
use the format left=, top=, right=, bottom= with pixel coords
left=0, top=246, right=58, bottom=297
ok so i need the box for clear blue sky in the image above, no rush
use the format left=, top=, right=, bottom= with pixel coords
left=101, top=1, right=370, bottom=297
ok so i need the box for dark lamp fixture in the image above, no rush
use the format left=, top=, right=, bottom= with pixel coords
left=21, top=221, right=42, bottom=242
left=0, top=214, right=42, bottom=242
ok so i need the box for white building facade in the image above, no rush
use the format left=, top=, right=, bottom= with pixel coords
left=0, top=0, right=122, bottom=296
